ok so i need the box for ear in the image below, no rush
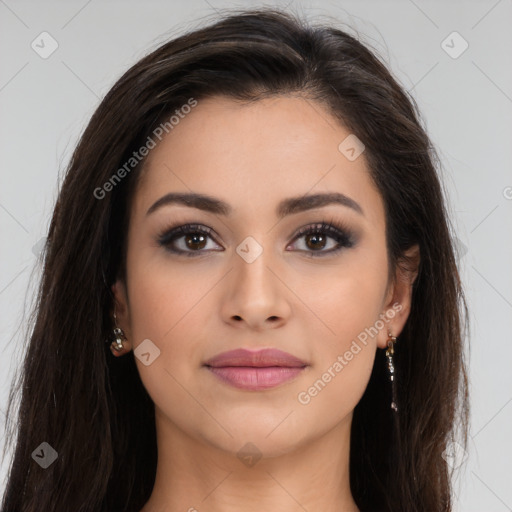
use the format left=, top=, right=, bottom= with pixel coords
left=377, top=244, right=420, bottom=349
left=110, top=279, right=133, bottom=354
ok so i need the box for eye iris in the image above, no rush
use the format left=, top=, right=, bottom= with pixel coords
left=305, top=233, right=326, bottom=250
left=186, top=233, right=207, bottom=250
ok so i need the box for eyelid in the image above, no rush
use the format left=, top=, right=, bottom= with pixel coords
left=286, top=217, right=356, bottom=253
left=157, top=223, right=222, bottom=251
left=156, top=217, right=357, bottom=256
left=289, top=216, right=355, bottom=242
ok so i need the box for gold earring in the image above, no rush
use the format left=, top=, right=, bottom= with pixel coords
left=386, top=331, right=398, bottom=412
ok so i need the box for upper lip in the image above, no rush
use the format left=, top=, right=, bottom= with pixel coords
left=204, top=348, right=308, bottom=368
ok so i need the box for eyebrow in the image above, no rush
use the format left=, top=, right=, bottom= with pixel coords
left=146, top=191, right=364, bottom=218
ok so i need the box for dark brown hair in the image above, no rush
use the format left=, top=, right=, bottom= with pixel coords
left=1, top=7, right=469, bottom=512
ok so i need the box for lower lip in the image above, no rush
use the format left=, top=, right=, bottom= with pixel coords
left=205, top=366, right=306, bottom=390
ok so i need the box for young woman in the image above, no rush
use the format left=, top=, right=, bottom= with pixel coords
left=1, top=7, right=469, bottom=512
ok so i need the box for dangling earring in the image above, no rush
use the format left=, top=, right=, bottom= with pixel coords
left=110, top=310, right=127, bottom=355
left=386, top=331, right=398, bottom=413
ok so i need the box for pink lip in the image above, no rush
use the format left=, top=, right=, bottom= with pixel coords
left=203, top=348, right=308, bottom=391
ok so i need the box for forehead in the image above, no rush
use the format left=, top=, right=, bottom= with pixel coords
left=133, top=95, right=385, bottom=227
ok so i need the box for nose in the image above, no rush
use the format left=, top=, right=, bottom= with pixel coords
left=220, top=243, right=291, bottom=331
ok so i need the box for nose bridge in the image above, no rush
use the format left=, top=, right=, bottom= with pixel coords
left=233, top=234, right=275, bottom=295
left=222, top=233, right=290, bottom=327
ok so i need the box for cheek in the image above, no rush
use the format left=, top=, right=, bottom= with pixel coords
left=290, top=250, right=387, bottom=406
left=292, top=273, right=384, bottom=418
left=292, top=247, right=388, bottom=346
left=125, top=246, right=214, bottom=342
left=124, top=251, right=220, bottom=386
left=124, top=258, right=212, bottom=422
left=295, top=343, right=376, bottom=425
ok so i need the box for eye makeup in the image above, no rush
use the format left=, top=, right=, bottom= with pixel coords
left=155, top=216, right=358, bottom=258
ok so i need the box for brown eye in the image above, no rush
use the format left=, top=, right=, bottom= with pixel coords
left=184, top=233, right=208, bottom=250
left=304, top=233, right=328, bottom=251
left=288, top=221, right=356, bottom=257
left=157, top=224, right=222, bottom=257
left=157, top=220, right=356, bottom=258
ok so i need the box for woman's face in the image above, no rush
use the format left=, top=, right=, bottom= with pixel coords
left=113, top=94, right=417, bottom=458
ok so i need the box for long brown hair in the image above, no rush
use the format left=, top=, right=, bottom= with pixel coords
left=1, top=7, right=469, bottom=512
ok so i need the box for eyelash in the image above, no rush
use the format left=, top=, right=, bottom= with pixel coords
left=156, top=218, right=356, bottom=258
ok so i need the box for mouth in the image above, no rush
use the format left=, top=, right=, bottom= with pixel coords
left=203, top=348, right=308, bottom=391
left=203, top=347, right=308, bottom=368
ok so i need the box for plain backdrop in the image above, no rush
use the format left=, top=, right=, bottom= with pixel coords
left=1, top=1, right=511, bottom=510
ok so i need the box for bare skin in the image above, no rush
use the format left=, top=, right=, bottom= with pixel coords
left=112, top=94, right=420, bottom=512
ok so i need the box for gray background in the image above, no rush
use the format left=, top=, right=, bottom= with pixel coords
left=1, top=0, right=511, bottom=509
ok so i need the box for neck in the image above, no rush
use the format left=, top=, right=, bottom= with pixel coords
left=140, top=408, right=360, bottom=512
